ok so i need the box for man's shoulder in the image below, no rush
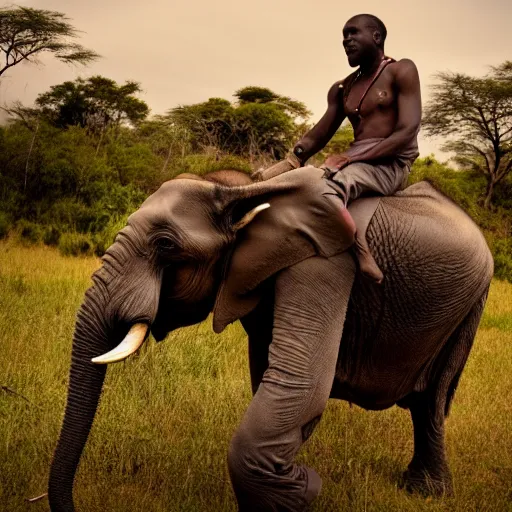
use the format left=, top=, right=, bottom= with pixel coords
left=388, top=58, right=420, bottom=86
left=329, top=71, right=358, bottom=94
left=390, top=58, right=418, bottom=70
left=389, top=58, right=419, bottom=76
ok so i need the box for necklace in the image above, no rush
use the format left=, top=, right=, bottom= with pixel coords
left=348, top=56, right=393, bottom=116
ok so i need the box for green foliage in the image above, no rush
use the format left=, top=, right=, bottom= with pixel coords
left=35, top=76, right=149, bottom=131
left=58, top=232, right=94, bottom=256
left=171, top=153, right=252, bottom=178
left=410, top=156, right=511, bottom=281
left=235, top=86, right=311, bottom=120
left=16, top=219, right=43, bottom=244
left=0, top=212, right=11, bottom=239
left=0, top=6, right=99, bottom=78
left=312, top=124, right=354, bottom=165
left=43, top=225, right=61, bottom=246
left=423, top=62, right=512, bottom=208
left=106, top=140, right=162, bottom=189
left=92, top=216, right=129, bottom=256
left=168, top=87, right=310, bottom=160
left=491, top=238, right=512, bottom=281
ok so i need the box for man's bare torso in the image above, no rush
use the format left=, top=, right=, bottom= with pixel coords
left=339, top=59, right=407, bottom=141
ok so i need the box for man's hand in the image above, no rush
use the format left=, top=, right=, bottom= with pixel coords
left=252, top=153, right=302, bottom=182
left=322, top=153, right=352, bottom=172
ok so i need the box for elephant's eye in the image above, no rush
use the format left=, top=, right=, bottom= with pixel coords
left=156, top=237, right=177, bottom=253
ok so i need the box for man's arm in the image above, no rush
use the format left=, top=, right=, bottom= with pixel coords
left=252, top=81, right=346, bottom=181
left=293, top=80, right=346, bottom=163
left=344, top=60, right=421, bottom=164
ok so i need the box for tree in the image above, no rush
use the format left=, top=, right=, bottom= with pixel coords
left=35, top=76, right=150, bottom=132
left=235, top=86, right=311, bottom=121
left=167, top=87, right=311, bottom=160
left=0, top=6, right=99, bottom=78
left=423, top=61, right=512, bottom=208
left=136, top=117, right=192, bottom=174
left=169, top=98, right=235, bottom=154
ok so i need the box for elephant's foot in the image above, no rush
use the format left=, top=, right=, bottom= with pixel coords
left=402, top=464, right=453, bottom=497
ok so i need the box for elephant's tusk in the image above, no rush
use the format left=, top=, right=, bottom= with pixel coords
left=91, top=323, right=148, bottom=364
left=233, top=203, right=270, bottom=231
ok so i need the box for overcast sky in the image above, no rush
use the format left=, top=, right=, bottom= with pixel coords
left=1, top=0, right=511, bottom=158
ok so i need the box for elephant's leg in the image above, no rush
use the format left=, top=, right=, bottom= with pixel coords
left=228, top=253, right=355, bottom=512
left=404, top=392, right=452, bottom=495
left=404, top=289, right=489, bottom=496
left=241, top=282, right=275, bottom=395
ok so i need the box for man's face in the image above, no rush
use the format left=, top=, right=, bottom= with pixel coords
left=342, top=17, right=378, bottom=67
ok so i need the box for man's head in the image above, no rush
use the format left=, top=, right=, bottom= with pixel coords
left=343, top=14, right=387, bottom=67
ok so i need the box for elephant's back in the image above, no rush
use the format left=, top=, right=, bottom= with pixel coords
left=334, top=183, right=493, bottom=408
left=369, top=182, right=493, bottom=320
left=375, top=182, right=493, bottom=283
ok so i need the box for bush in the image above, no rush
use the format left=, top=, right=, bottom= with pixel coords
left=0, top=212, right=12, bottom=239
left=58, top=232, right=94, bottom=257
left=43, top=225, right=61, bottom=246
left=92, top=216, right=129, bottom=256
left=170, top=153, right=252, bottom=178
left=17, top=220, right=43, bottom=244
left=490, top=238, right=512, bottom=282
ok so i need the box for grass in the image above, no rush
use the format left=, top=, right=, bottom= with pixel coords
left=0, top=241, right=511, bottom=511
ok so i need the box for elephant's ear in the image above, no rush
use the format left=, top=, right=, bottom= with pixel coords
left=212, top=166, right=355, bottom=333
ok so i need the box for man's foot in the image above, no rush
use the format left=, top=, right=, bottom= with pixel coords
left=354, top=232, right=384, bottom=284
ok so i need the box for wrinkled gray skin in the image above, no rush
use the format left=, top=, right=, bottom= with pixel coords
left=48, top=168, right=493, bottom=512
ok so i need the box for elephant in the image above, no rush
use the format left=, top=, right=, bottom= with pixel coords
left=48, top=166, right=493, bottom=512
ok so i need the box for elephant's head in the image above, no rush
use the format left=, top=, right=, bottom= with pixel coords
left=48, top=166, right=356, bottom=511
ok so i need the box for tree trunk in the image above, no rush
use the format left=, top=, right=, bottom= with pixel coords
left=483, top=179, right=495, bottom=209
left=162, top=142, right=173, bottom=175
left=95, top=126, right=105, bottom=157
left=24, top=120, right=39, bottom=193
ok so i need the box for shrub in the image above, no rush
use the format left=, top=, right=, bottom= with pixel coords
left=17, top=220, right=43, bottom=244
left=58, top=232, right=94, bottom=257
left=43, top=225, right=61, bottom=246
left=0, top=212, right=12, bottom=239
left=92, top=216, right=129, bottom=256
left=491, top=238, right=512, bottom=282
left=170, top=153, right=252, bottom=179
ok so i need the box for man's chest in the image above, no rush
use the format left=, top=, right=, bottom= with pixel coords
left=343, top=71, right=396, bottom=117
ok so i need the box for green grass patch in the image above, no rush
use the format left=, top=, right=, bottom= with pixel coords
left=1, top=243, right=511, bottom=511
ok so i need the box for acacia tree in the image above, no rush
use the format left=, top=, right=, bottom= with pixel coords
left=167, top=87, right=311, bottom=160
left=0, top=6, right=99, bottom=79
left=423, top=62, right=512, bottom=208
left=35, top=76, right=149, bottom=132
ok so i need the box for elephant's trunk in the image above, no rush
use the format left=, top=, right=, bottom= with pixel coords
left=48, top=290, right=110, bottom=512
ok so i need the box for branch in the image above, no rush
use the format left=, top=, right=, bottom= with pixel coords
left=496, top=158, right=512, bottom=182
left=476, top=106, right=496, bottom=144
left=467, top=143, right=492, bottom=174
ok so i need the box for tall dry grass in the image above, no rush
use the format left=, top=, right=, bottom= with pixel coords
left=1, top=242, right=511, bottom=511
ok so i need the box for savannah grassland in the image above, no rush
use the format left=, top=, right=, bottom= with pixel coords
left=0, top=241, right=511, bottom=512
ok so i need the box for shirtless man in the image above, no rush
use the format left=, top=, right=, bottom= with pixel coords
left=257, top=14, right=422, bottom=282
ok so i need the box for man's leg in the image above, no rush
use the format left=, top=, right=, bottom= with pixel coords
left=324, top=161, right=409, bottom=283
left=228, top=253, right=355, bottom=511
left=327, top=160, right=409, bottom=201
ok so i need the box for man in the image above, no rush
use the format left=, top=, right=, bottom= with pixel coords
left=257, top=14, right=421, bottom=283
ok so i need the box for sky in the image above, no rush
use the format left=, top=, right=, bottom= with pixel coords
left=1, top=0, right=511, bottom=159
